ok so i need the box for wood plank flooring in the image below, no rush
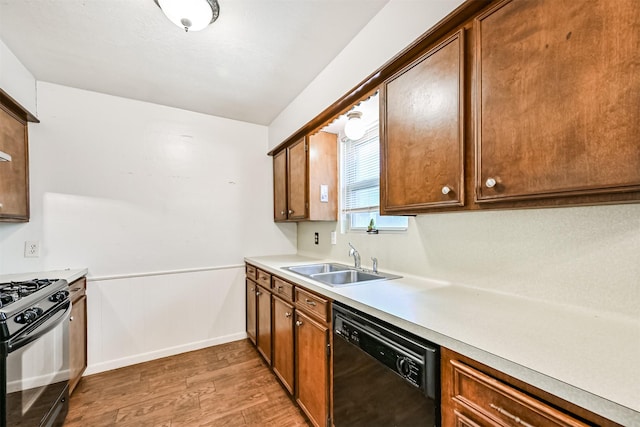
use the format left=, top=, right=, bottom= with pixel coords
left=64, top=339, right=310, bottom=427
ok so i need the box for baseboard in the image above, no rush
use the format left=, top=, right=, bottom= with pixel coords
left=84, top=332, right=248, bottom=376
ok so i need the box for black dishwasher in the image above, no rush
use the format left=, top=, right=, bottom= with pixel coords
left=333, top=302, right=439, bottom=427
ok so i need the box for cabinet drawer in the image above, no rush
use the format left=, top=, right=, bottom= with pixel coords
left=246, top=264, right=257, bottom=280
left=272, top=277, right=294, bottom=302
left=68, top=277, right=87, bottom=303
left=256, top=269, right=271, bottom=288
left=450, top=359, right=589, bottom=427
left=295, top=287, right=329, bottom=323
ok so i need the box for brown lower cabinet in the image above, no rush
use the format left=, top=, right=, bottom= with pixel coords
left=245, top=264, right=332, bottom=427
left=255, top=284, right=272, bottom=364
left=295, top=310, right=330, bottom=427
left=441, top=347, right=621, bottom=427
left=68, top=277, right=87, bottom=394
left=272, top=296, right=295, bottom=394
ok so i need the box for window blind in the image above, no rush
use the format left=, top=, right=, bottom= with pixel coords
left=343, top=125, right=380, bottom=213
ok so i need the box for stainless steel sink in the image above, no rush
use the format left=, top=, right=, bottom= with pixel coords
left=285, top=263, right=352, bottom=276
left=284, top=263, right=401, bottom=287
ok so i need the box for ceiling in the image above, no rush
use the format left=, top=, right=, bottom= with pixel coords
left=0, top=0, right=389, bottom=125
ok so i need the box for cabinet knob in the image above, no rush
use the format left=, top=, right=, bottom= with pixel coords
left=485, top=178, right=497, bottom=188
left=296, top=320, right=303, bottom=326
left=285, top=312, right=291, bottom=318
left=0, top=202, right=3, bottom=209
left=441, top=186, right=452, bottom=195
left=288, top=209, right=294, bottom=214
left=255, top=290, right=261, bottom=296
left=70, top=316, right=74, bottom=322
left=280, top=210, right=285, bottom=216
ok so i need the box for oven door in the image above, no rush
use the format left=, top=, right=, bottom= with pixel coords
left=2, top=300, right=71, bottom=427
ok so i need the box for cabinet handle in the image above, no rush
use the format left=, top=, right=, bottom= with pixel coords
left=288, top=209, right=294, bottom=214
left=305, top=299, right=317, bottom=307
left=277, top=286, right=283, bottom=293
left=441, top=186, right=452, bottom=195
left=296, top=320, right=303, bottom=326
left=490, top=404, right=535, bottom=427
left=285, top=312, right=291, bottom=318
left=485, top=177, right=497, bottom=188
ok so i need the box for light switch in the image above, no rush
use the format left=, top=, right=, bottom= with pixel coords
left=320, top=184, right=328, bottom=202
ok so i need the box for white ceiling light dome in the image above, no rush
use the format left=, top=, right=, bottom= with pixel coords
left=155, top=0, right=220, bottom=32
left=344, top=111, right=366, bottom=140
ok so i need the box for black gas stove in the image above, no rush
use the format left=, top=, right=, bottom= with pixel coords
left=0, top=276, right=71, bottom=427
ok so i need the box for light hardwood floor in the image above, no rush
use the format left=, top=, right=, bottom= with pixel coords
left=64, top=339, right=310, bottom=426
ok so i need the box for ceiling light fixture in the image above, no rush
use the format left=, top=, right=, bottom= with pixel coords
left=154, top=0, right=220, bottom=32
left=344, top=111, right=366, bottom=140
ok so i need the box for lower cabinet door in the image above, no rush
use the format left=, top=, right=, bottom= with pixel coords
left=272, top=296, right=295, bottom=394
left=69, top=295, right=87, bottom=394
left=295, top=310, right=329, bottom=427
left=256, top=284, right=272, bottom=364
left=246, top=280, right=257, bottom=345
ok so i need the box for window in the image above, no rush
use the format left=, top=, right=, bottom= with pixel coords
left=342, top=124, right=408, bottom=231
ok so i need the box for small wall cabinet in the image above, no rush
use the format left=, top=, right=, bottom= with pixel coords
left=381, top=30, right=465, bottom=213
left=272, top=132, right=337, bottom=222
left=0, top=98, right=30, bottom=222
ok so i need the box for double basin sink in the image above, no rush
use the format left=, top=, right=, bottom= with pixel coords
left=284, top=263, right=401, bottom=287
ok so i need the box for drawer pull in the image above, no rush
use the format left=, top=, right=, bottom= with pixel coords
left=490, top=404, right=535, bottom=427
left=277, top=286, right=283, bottom=293
left=305, top=298, right=317, bottom=307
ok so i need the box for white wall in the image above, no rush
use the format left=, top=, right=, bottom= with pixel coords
left=268, top=0, right=640, bottom=320
left=0, top=38, right=37, bottom=115
left=0, top=82, right=296, bottom=372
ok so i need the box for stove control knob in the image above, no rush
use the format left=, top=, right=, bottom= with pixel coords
left=16, top=307, right=43, bottom=324
left=49, top=290, right=69, bottom=302
left=397, top=357, right=412, bottom=377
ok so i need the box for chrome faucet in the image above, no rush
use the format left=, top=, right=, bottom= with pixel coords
left=348, top=243, right=361, bottom=269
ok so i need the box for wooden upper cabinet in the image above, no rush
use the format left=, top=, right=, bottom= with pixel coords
left=0, top=104, right=29, bottom=221
left=287, top=137, right=308, bottom=220
left=273, top=150, right=288, bottom=221
left=272, top=132, right=337, bottom=222
left=381, top=30, right=465, bottom=213
left=475, top=0, right=640, bottom=202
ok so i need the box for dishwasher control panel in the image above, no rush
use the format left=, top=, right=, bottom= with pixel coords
left=335, top=313, right=425, bottom=390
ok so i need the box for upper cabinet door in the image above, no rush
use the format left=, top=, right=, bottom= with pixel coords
left=381, top=30, right=465, bottom=213
left=287, top=137, right=308, bottom=220
left=273, top=150, right=288, bottom=222
left=475, top=0, right=640, bottom=202
left=0, top=105, right=29, bottom=222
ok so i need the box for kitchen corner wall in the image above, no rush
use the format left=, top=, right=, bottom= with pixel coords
left=0, top=81, right=297, bottom=373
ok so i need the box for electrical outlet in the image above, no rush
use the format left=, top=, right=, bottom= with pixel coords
left=314, top=232, right=319, bottom=245
left=24, top=241, right=40, bottom=258
left=331, top=231, right=337, bottom=245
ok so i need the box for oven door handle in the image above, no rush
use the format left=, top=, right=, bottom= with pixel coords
left=7, top=300, right=71, bottom=353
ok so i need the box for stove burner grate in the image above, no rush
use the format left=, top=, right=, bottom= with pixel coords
left=0, top=279, right=57, bottom=308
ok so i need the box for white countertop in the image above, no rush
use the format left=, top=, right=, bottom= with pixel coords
left=246, top=254, right=640, bottom=427
left=0, top=268, right=88, bottom=285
